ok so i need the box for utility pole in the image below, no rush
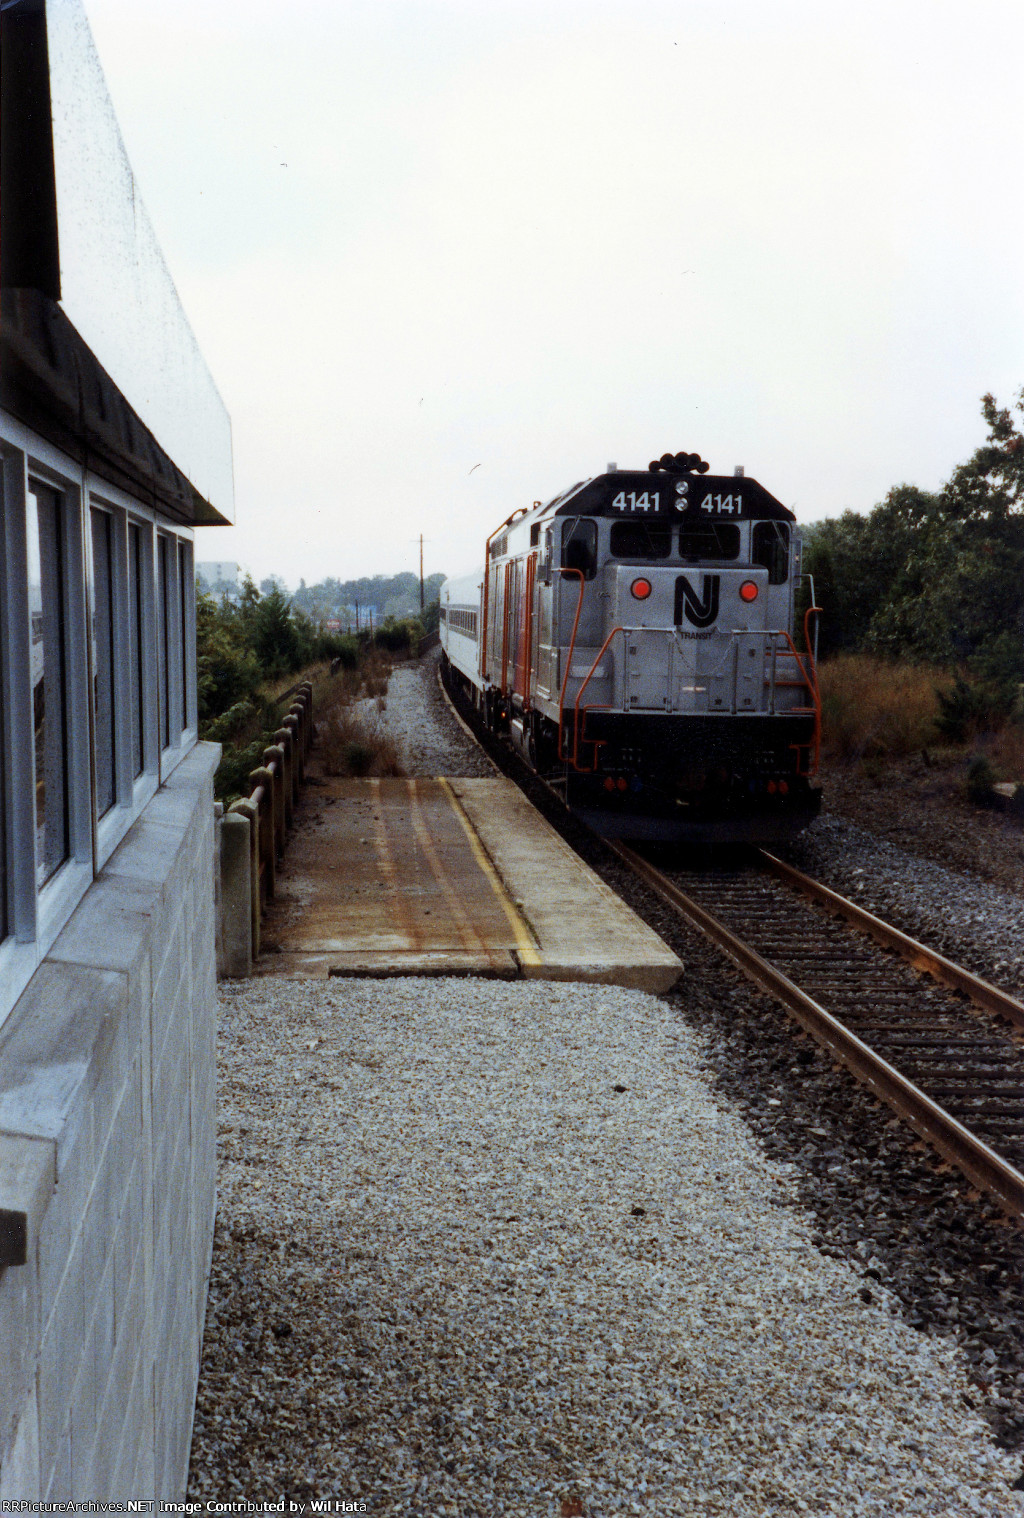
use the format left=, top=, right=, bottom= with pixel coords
left=419, top=533, right=425, bottom=611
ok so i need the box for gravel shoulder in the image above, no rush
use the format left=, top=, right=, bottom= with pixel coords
left=814, top=755, right=1024, bottom=899
left=190, top=978, right=1022, bottom=1516
left=189, top=657, right=1024, bottom=1507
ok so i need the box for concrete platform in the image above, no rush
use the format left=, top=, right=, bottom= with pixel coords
left=258, top=775, right=681, bottom=992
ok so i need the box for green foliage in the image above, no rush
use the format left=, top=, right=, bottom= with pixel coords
left=341, top=741, right=374, bottom=776
left=966, top=754, right=997, bottom=806
left=251, top=586, right=311, bottom=675
left=195, top=591, right=261, bottom=722
left=196, top=574, right=417, bottom=801
left=935, top=675, right=995, bottom=743
left=327, top=634, right=359, bottom=670
left=197, top=579, right=315, bottom=800
left=372, top=616, right=423, bottom=654
left=290, top=571, right=446, bottom=627
left=806, top=389, right=1024, bottom=719
left=212, top=738, right=275, bottom=805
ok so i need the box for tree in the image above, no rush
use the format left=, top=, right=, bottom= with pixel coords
left=804, top=389, right=1024, bottom=682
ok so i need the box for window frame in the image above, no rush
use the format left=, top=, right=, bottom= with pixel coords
left=0, top=417, right=198, bottom=1025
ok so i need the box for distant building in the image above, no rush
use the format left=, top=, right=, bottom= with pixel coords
left=1, top=0, right=231, bottom=1500
left=197, top=559, right=241, bottom=596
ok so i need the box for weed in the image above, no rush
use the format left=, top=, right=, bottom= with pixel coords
left=315, top=672, right=403, bottom=778
left=817, top=655, right=941, bottom=761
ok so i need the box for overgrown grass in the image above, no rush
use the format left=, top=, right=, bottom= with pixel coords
left=313, top=667, right=403, bottom=778
left=819, top=654, right=1024, bottom=789
left=208, top=644, right=405, bottom=802
left=818, top=654, right=942, bottom=761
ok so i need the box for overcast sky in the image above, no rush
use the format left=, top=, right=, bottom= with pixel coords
left=82, top=0, right=1024, bottom=589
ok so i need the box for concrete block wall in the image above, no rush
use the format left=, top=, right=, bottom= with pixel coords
left=0, top=743, right=220, bottom=1502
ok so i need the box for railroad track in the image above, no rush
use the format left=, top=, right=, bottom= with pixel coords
left=609, top=841, right=1024, bottom=1224
left=437, top=657, right=1024, bottom=1223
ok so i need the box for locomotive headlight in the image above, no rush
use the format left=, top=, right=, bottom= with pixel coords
left=739, top=580, right=759, bottom=603
left=630, top=577, right=653, bottom=600
left=674, top=480, right=688, bottom=495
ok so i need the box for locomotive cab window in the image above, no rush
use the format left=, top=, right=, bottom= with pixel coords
left=561, top=518, right=598, bottom=580
left=678, top=522, right=741, bottom=561
left=752, top=522, right=790, bottom=584
left=609, top=521, right=672, bottom=559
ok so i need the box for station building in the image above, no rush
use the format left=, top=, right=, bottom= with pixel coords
left=1, top=0, right=232, bottom=1498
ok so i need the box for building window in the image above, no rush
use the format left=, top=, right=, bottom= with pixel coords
left=128, top=521, right=146, bottom=778
left=1, top=432, right=199, bottom=1026
left=0, top=735, right=8, bottom=946
left=90, top=506, right=117, bottom=816
left=27, top=482, right=70, bottom=888
left=178, top=536, right=194, bottom=734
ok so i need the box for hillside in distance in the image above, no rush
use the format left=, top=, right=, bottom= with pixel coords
left=284, top=570, right=446, bottom=625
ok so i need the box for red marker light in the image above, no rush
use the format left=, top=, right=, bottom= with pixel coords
left=739, top=580, right=759, bottom=603
left=631, top=577, right=653, bottom=600
left=617, top=776, right=629, bottom=792
left=603, top=776, right=616, bottom=792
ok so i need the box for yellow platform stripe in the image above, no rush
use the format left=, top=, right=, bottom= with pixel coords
left=436, top=777, right=542, bottom=967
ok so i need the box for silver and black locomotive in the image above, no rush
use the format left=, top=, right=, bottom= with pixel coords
left=440, top=451, right=821, bottom=842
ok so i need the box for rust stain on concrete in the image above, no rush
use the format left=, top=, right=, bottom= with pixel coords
left=255, top=776, right=531, bottom=977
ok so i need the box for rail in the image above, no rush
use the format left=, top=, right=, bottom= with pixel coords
left=608, top=840, right=1024, bottom=1224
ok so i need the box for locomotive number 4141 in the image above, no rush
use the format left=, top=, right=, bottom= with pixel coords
left=610, top=490, right=745, bottom=514
left=611, top=491, right=660, bottom=511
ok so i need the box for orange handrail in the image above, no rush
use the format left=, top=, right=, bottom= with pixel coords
left=571, top=625, right=623, bottom=769
left=778, top=608, right=822, bottom=774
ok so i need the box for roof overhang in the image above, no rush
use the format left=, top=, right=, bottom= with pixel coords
left=2, top=288, right=230, bottom=526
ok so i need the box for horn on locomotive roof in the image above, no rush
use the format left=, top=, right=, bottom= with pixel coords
left=648, top=451, right=711, bottom=475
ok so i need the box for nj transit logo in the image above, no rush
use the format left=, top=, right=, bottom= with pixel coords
left=674, top=574, right=720, bottom=629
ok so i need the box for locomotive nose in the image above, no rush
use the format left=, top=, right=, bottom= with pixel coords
left=612, top=565, right=770, bottom=630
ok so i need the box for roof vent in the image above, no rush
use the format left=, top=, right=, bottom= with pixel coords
left=607, top=462, right=617, bottom=472
left=734, top=465, right=745, bottom=477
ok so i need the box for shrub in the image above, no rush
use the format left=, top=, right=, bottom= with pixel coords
left=373, top=616, right=423, bottom=655
left=317, top=697, right=402, bottom=778
left=966, top=754, right=997, bottom=806
left=935, top=671, right=1021, bottom=743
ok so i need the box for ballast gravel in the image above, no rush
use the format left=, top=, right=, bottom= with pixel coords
left=382, top=661, right=495, bottom=779
left=188, top=977, right=1023, bottom=1515
left=789, top=810, right=1024, bottom=997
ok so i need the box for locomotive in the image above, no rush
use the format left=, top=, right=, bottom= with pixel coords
left=439, top=451, right=821, bottom=843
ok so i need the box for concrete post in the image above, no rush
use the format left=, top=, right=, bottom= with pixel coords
left=262, top=747, right=287, bottom=857
left=289, top=702, right=305, bottom=784
left=283, top=716, right=300, bottom=803
left=229, top=796, right=260, bottom=957
left=219, top=811, right=253, bottom=977
left=246, top=767, right=277, bottom=896
left=273, top=728, right=294, bottom=827
left=300, top=681, right=314, bottom=756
